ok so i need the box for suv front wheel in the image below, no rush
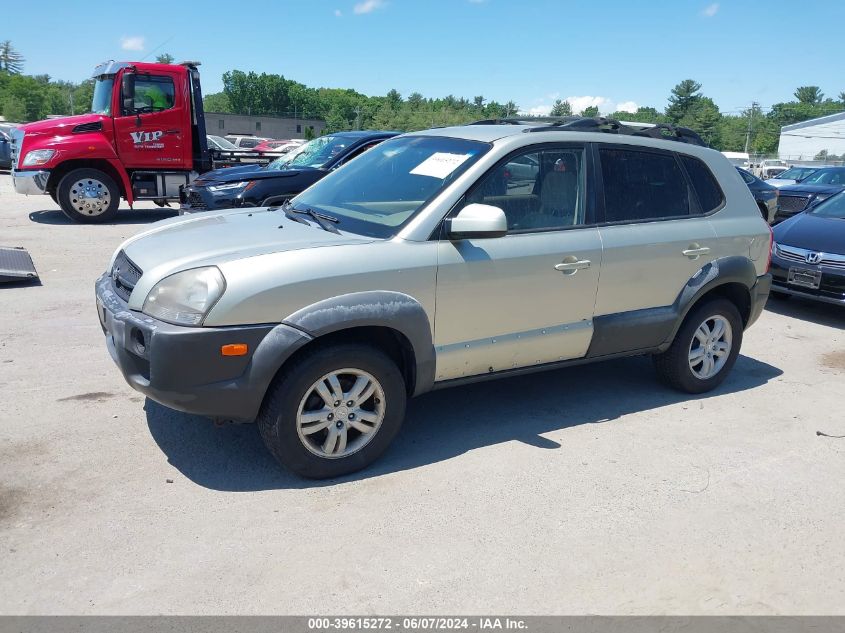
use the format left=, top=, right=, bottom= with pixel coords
left=257, top=343, right=407, bottom=478
left=653, top=298, right=743, bottom=394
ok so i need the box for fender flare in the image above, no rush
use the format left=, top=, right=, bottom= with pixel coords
left=283, top=291, right=436, bottom=396
left=664, top=255, right=757, bottom=346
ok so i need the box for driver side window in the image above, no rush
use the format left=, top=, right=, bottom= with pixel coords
left=465, top=147, right=585, bottom=232
left=126, top=75, right=176, bottom=114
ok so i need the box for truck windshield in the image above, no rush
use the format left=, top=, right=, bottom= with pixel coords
left=91, top=77, right=114, bottom=115
left=290, top=135, right=490, bottom=238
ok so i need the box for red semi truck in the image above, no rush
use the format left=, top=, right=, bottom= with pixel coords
left=9, top=60, right=257, bottom=223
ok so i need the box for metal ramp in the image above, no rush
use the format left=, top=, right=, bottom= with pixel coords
left=0, top=247, right=39, bottom=283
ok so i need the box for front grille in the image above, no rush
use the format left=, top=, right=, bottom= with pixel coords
left=775, top=244, right=845, bottom=271
left=187, top=191, right=207, bottom=209
left=9, top=129, right=22, bottom=170
left=111, top=250, right=142, bottom=301
left=778, top=195, right=808, bottom=215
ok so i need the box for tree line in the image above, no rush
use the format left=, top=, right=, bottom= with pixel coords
left=1, top=39, right=844, bottom=155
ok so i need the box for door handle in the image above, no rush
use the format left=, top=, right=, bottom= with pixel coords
left=164, top=129, right=180, bottom=135
left=682, top=245, right=710, bottom=259
left=555, top=258, right=591, bottom=274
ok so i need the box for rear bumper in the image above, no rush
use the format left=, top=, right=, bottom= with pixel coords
left=748, top=273, right=772, bottom=327
left=12, top=169, right=50, bottom=195
left=95, top=274, right=313, bottom=421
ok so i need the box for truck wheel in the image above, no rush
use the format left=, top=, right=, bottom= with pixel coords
left=257, top=343, right=407, bottom=479
left=57, top=169, right=120, bottom=223
left=652, top=298, right=743, bottom=394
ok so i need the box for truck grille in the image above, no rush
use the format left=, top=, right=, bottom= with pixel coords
left=777, top=195, right=808, bottom=216
left=9, top=129, right=23, bottom=170
left=110, top=251, right=143, bottom=302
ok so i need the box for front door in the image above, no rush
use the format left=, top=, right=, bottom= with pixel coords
left=113, top=71, right=188, bottom=170
left=433, top=145, right=602, bottom=382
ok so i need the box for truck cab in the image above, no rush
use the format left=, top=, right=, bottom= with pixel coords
left=10, top=60, right=212, bottom=222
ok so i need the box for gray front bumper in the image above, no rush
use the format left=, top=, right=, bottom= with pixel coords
left=12, top=169, right=50, bottom=195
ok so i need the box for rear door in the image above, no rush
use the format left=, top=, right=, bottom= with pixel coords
left=113, top=70, right=189, bottom=170
left=593, top=145, right=721, bottom=320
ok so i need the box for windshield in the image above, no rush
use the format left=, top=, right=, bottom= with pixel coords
left=809, top=191, right=845, bottom=219
left=207, top=135, right=239, bottom=150
left=267, top=135, right=353, bottom=170
left=803, top=168, right=845, bottom=185
left=91, top=77, right=114, bottom=115
left=777, top=167, right=817, bottom=181
left=291, top=135, right=491, bottom=238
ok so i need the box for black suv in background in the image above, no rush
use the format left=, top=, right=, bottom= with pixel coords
left=180, top=130, right=398, bottom=213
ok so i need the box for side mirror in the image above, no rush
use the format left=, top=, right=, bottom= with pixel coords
left=121, top=73, right=136, bottom=114
left=445, top=203, right=508, bottom=240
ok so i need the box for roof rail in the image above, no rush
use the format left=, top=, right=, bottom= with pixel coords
left=522, top=116, right=706, bottom=147
left=470, top=116, right=580, bottom=126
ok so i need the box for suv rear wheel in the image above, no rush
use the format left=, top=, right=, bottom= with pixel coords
left=257, top=343, right=407, bottom=478
left=653, top=298, right=743, bottom=394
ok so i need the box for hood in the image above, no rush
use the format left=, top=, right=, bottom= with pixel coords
left=21, top=113, right=108, bottom=136
left=120, top=207, right=374, bottom=277
left=774, top=212, right=845, bottom=254
left=778, top=183, right=845, bottom=195
left=196, top=164, right=317, bottom=184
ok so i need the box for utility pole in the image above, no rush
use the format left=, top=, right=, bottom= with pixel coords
left=744, top=101, right=758, bottom=154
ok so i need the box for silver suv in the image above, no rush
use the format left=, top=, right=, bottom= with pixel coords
left=96, top=119, right=773, bottom=478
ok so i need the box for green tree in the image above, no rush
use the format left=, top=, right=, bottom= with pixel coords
left=839, top=92, right=845, bottom=104
left=203, top=91, right=232, bottom=113
left=2, top=95, right=26, bottom=121
left=794, top=86, right=823, bottom=105
left=580, top=105, right=599, bottom=117
left=155, top=53, right=175, bottom=65
left=0, top=41, right=24, bottom=74
left=666, top=79, right=702, bottom=124
left=550, top=99, right=572, bottom=117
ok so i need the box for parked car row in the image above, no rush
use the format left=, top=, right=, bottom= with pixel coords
left=181, top=131, right=397, bottom=213
left=0, top=123, right=18, bottom=170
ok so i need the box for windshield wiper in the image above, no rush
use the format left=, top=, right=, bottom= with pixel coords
left=290, top=204, right=341, bottom=234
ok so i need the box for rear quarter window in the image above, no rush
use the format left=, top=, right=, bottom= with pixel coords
left=680, top=155, right=725, bottom=212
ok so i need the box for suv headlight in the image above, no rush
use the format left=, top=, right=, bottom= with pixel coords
left=142, top=266, right=226, bottom=326
left=207, top=181, right=249, bottom=192
left=22, top=149, right=56, bottom=167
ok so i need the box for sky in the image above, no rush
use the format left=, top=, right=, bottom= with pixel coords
left=5, top=0, right=844, bottom=117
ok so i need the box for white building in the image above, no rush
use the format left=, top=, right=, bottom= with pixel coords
left=778, top=111, right=845, bottom=161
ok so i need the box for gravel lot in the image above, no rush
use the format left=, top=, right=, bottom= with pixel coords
left=1, top=171, right=844, bottom=615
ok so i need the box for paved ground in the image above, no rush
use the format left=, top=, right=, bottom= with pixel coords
left=1, top=171, right=844, bottom=615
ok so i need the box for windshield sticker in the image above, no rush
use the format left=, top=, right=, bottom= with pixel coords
left=410, top=152, right=473, bottom=179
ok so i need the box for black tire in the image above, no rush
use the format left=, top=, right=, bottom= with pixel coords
left=257, top=343, right=407, bottom=479
left=57, top=168, right=120, bottom=223
left=653, top=298, right=743, bottom=394
left=49, top=190, right=58, bottom=204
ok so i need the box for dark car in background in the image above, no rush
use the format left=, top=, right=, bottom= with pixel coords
left=770, top=190, right=845, bottom=305
left=774, top=167, right=845, bottom=223
left=737, top=167, right=778, bottom=224
left=0, top=125, right=14, bottom=170
left=180, top=131, right=398, bottom=213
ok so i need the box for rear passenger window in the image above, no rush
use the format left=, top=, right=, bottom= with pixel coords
left=681, top=155, right=724, bottom=212
left=600, top=148, right=692, bottom=222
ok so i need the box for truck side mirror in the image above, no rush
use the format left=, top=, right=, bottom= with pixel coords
left=121, top=73, right=136, bottom=114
